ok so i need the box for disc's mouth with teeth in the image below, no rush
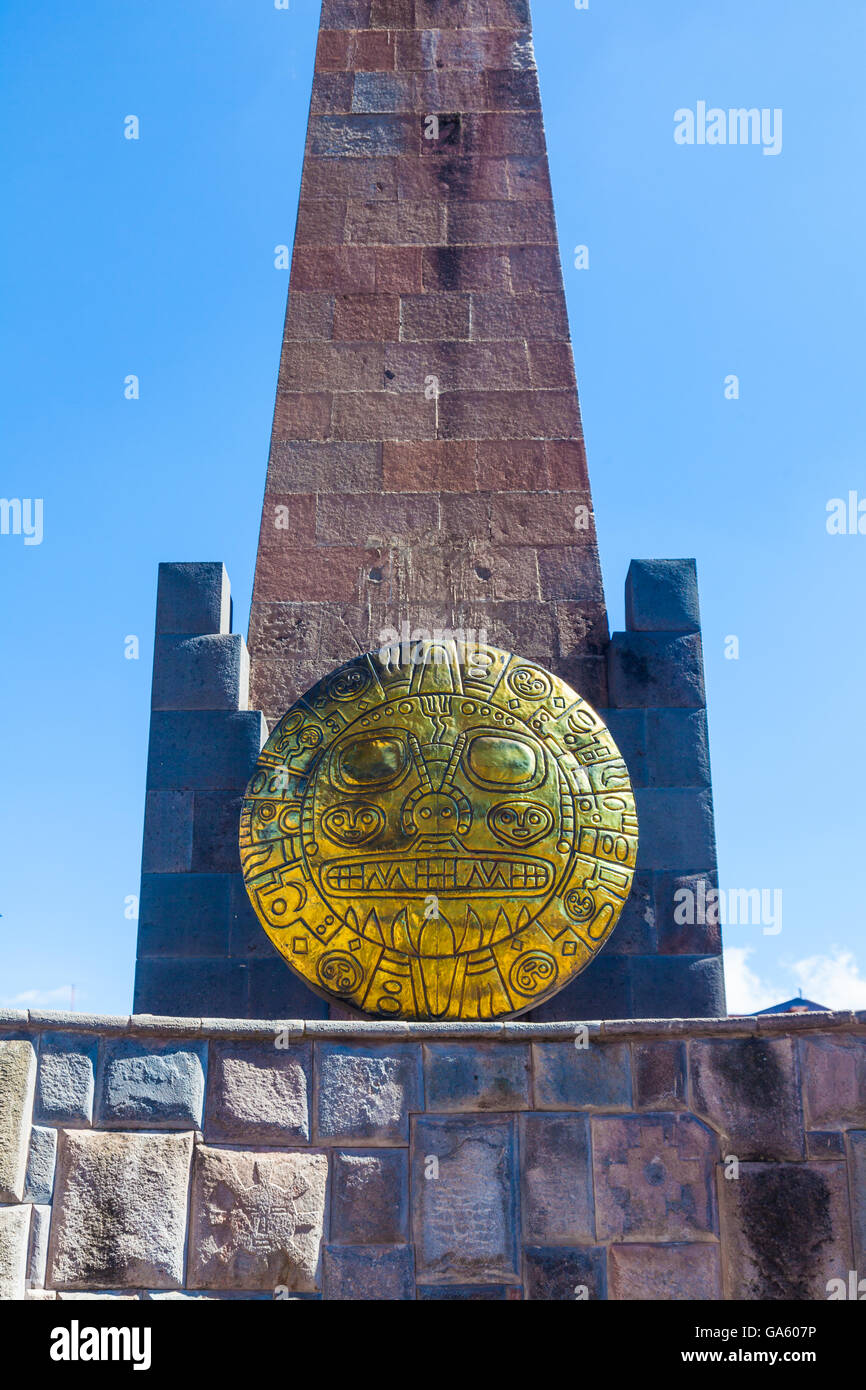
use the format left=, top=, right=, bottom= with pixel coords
left=321, top=855, right=552, bottom=896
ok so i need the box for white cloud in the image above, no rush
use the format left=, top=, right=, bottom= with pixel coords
left=0, top=985, right=76, bottom=1010
left=724, top=945, right=866, bottom=1013
left=790, top=948, right=866, bottom=1010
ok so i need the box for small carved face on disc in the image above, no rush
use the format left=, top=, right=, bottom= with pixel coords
left=240, top=641, right=637, bottom=1021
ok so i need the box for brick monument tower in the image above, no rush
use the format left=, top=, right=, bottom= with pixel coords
left=133, top=0, right=724, bottom=1022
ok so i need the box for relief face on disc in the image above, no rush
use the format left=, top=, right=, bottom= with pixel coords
left=239, top=641, right=638, bottom=1021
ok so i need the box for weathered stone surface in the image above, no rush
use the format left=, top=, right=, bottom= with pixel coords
left=323, top=1244, right=414, bottom=1300
left=97, top=1039, right=206, bottom=1129
left=151, top=633, right=249, bottom=712
left=34, top=1033, right=96, bottom=1127
left=608, top=1242, right=721, bottom=1300
left=720, top=1162, right=852, bottom=1300
left=523, top=1246, right=606, bottom=1301
left=155, top=561, right=230, bottom=637
left=806, top=1130, right=845, bottom=1158
left=423, top=1043, right=530, bottom=1112
left=23, top=1125, right=57, bottom=1204
left=521, top=1114, right=594, bottom=1242
left=847, top=1132, right=866, bottom=1270
left=205, top=1041, right=310, bottom=1144
left=316, top=1044, right=422, bottom=1143
left=634, top=1042, right=687, bottom=1110
left=592, top=1114, right=718, bottom=1242
left=0, top=1205, right=31, bottom=1300
left=690, top=1037, right=805, bottom=1160
left=625, top=559, right=701, bottom=634
left=532, top=1041, right=632, bottom=1111
left=0, top=1039, right=36, bottom=1202
left=48, top=1131, right=193, bottom=1289
left=27, top=1203, right=50, bottom=1289
left=189, top=1146, right=328, bottom=1291
left=630, top=955, right=725, bottom=1020
left=330, top=1150, right=408, bottom=1244
left=608, top=632, right=706, bottom=710
left=418, top=1284, right=521, bottom=1300
left=413, top=1115, right=519, bottom=1284
left=801, top=1035, right=866, bottom=1130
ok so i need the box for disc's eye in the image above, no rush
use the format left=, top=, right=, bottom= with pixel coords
left=333, top=734, right=409, bottom=791
left=463, top=734, right=544, bottom=791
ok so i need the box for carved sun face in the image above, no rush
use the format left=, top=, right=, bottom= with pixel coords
left=240, top=641, right=637, bottom=1021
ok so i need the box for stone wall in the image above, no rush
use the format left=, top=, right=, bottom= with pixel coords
left=2, top=1009, right=863, bottom=1300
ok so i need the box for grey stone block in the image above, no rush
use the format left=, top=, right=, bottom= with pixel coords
left=521, top=1113, right=594, bottom=1241
left=97, top=1038, right=207, bottom=1128
left=323, top=1244, right=415, bottom=1300
left=330, top=1150, right=409, bottom=1245
left=631, top=955, right=726, bottom=1020
left=146, top=711, right=266, bottom=791
left=141, top=790, right=194, bottom=872
left=23, top=1125, right=57, bottom=1204
left=0, top=1039, right=36, bottom=1201
left=205, top=1040, right=311, bottom=1144
left=35, top=1032, right=98, bottom=1126
left=136, top=873, right=233, bottom=958
left=191, top=792, right=244, bottom=873
left=598, top=709, right=647, bottom=788
left=188, top=1146, right=327, bottom=1291
left=608, top=632, right=706, bottom=709
left=532, top=1041, right=632, bottom=1110
left=246, top=958, right=330, bottom=1020
left=0, top=1205, right=30, bottom=1300
left=152, top=634, right=249, bottom=712
left=412, top=1115, right=519, bottom=1284
left=132, top=958, right=248, bottom=1019
left=423, top=1043, right=530, bottom=1113
left=155, top=562, right=230, bottom=637
left=625, top=559, right=701, bottom=633
left=316, top=1044, right=423, bottom=1144
left=635, top=789, right=716, bottom=871
left=524, top=1246, right=606, bottom=1301
left=27, top=1204, right=51, bottom=1289
left=690, top=1036, right=804, bottom=1160
left=418, top=1284, right=520, bottom=1300
left=48, top=1130, right=193, bottom=1289
left=849, top=1131, right=866, bottom=1269
left=646, top=709, right=711, bottom=788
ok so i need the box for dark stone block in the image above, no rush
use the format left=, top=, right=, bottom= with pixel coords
left=604, top=871, right=655, bottom=955
left=229, top=875, right=273, bottom=958
left=630, top=954, right=725, bottom=1020
left=521, top=1114, right=594, bottom=1241
left=137, top=873, right=232, bottom=958
left=323, top=1245, right=415, bottom=1300
left=634, top=1041, right=687, bottom=1109
left=625, top=559, right=700, bottom=633
left=141, top=790, right=194, bottom=872
left=532, top=1042, right=631, bottom=1111
left=330, top=1150, right=408, bottom=1244
left=634, top=789, right=716, bottom=872
left=646, top=709, right=711, bottom=788
left=423, top=1043, right=530, bottom=1112
left=155, top=562, right=230, bottom=637
left=246, top=958, right=329, bottom=1021
left=418, top=1285, right=520, bottom=1300
left=191, top=792, right=244, bottom=874
left=151, top=634, right=249, bottom=712
left=655, top=871, right=722, bottom=955
left=524, top=1246, right=606, bottom=1301
left=608, top=632, right=705, bottom=710
left=599, top=708, right=647, bottom=788
left=132, top=958, right=248, bottom=1019
left=146, top=711, right=266, bottom=791
left=806, top=1131, right=846, bottom=1159
left=526, top=953, right=631, bottom=1023
left=690, top=1037, right=805, bottom=1160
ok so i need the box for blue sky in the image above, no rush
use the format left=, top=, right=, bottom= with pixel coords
left=1, top=0, right=864, bottom=1016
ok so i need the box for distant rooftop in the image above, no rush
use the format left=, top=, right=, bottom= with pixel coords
left=757, top=996, right=830, bottom=1015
